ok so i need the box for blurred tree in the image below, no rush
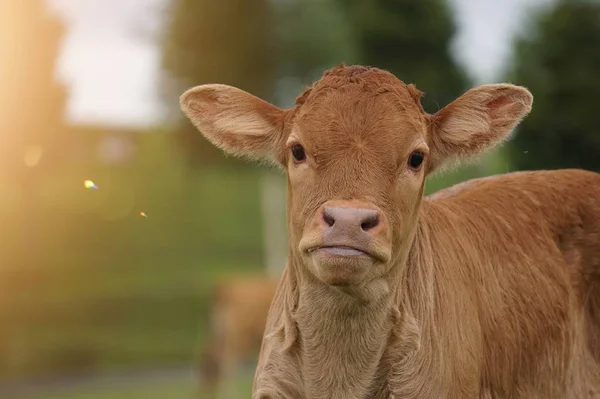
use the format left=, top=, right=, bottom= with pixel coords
left=270, top=0, right=359, bottom=107
left=336, top=0, right=471, bottom=113
left=0, top=0, right=69, bottom=379
left=160, top=0, right=276, bottom=167
left=0, top=0, right=67, bottom=173
left=0, top=0, right=67, bottom=250
left=160, top=0, right=363, bottom=165
left=506, top=0, right=600, bottom=172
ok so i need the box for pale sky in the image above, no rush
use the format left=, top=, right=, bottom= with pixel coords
left=49, top=0, right=554, bottom=129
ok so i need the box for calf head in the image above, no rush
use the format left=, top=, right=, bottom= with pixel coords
left=181, top=65, right=532, bottom=289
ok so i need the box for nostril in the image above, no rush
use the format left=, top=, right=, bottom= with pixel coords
left=361, top=214, right=380, bottom=232
left=323, top=210, right=335, bottom=227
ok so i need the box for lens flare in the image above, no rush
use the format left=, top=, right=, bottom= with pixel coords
left=84, top=180, right=98, bottom=190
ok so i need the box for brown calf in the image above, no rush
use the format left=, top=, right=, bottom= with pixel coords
left=181, top=64, right=600, bottom=398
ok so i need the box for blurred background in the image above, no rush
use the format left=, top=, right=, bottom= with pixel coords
left=1, top=0, right=599, bottom=397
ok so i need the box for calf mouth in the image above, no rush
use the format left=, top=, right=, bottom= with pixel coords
left=306, top=244, right=391, bottom=264
left=306, top=245, right=376, bottom=286
left=308, top=245, right=370, bottom=257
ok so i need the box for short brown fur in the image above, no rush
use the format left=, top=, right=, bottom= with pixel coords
left=180, top=64, right=600, bottom=398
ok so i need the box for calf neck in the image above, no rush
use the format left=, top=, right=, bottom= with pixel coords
left=180, top=64, right=600, bottom=398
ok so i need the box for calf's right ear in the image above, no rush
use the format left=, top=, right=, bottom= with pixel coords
left=180, top=84, right=288, bottom=164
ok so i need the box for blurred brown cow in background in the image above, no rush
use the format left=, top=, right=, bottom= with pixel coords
left=198, top=274, right=278, bottom=397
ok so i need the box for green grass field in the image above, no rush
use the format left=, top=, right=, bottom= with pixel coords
left=0, top=133, right=268, bottom=384
left=14, top=374, right=198, bottom=399
left=9, top=368, right=255, bottom=399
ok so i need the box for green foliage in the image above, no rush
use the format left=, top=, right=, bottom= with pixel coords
left=271, top=0, right=360, bottom=104
left=336, top=0, right=471, bottom=113
left=161, top=0, right=275, bottom=99
left=160, top=0, right=276, bottom=167
left=506, top=0, right=600, bottom=172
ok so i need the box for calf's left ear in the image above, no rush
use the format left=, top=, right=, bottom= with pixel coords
left=428, top=84, right=533, bottom=172
left=180, top=84, right=288, bottom=164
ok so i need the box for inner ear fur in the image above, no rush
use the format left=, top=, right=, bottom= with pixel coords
left=180, top=84, right=290, bottom=165
left=427, top=83, right=533, bottom=173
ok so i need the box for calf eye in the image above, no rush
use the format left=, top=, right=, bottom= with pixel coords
left=291, top=144, right=306, bottom=163
left=408, top=151, right=425, bottom=170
